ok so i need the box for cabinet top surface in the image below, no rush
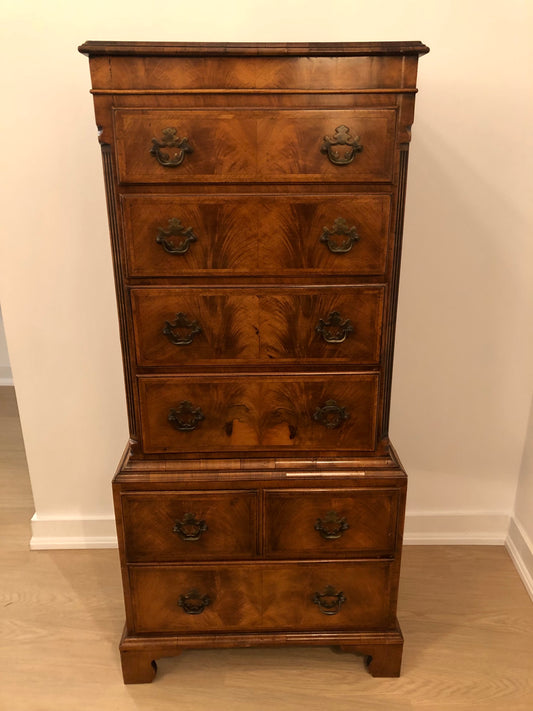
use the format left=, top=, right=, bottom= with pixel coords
left=78, top=40, right=429, bottom=57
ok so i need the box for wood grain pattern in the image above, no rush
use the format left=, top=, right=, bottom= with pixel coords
left=130, top=286, right=384, bottom=367
left=79, top=42, right=429, bottom=96
left=129, top=561, right=393, bottom=633
left=260, top=561, right=394, bottom=631
left=263, top=487, right=399, bottom=558
left=122, top=193, right=392, bottom=278
left=122, top=490, right=258, bottom=562
left=114, top=109, right=396, bottom=184
left=138, top=374, right=379, bottom=454
left=130, top=288, right=259, bottom=365
left=129, top=564, right=262, bottom=633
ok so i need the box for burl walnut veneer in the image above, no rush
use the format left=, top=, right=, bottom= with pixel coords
left=79, top=40, right=429, bottom=683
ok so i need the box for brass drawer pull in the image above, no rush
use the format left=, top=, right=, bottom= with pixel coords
left=312, top=586, right=346, bottom=615
left=156, top=218, right=197, bottom=255
left=163, top=312, right=202, bottom=346
left=315, top=311, right=354, bottom=344
left=173, top=513, right=208, bottom=541
left=314, top=511, right=349, bottom=540
left=313, top=400, right=349, bottom=429
left=320, top=217, right=360, bottom=254
left=320, top=125, right=362, bottom=166
left=150, top=127, right=193, bottom=167
left=168, top=401, right=205, bottom=432
left=177, top=590, right=211, bottom=615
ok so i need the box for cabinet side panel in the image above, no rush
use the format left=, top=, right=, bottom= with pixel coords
left=380, top=147, right=409, bottom=438
left=101, top=144, right=139, bottom=441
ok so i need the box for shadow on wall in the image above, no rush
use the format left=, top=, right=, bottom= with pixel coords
left=0, top=307, right=13, bottom=385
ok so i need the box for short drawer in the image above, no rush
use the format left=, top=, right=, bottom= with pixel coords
left=129, top=561, right=394, bottom=633
left=138, top=373, right=379, bottom=454
left=114, top=108, right=396, bottom=184
left=264, top=488, right=400, bottom=559
left=121, top=193, right=392, bottom=278
left=121, top=490, right=258, bottom=562
left=130, top=286, right=384, bottom=368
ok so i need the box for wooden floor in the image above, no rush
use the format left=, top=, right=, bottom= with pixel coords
left=1, top=385, right=533, bottom=710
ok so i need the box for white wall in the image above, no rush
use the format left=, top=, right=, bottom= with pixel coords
left=1, top=1, right=532, bottom=556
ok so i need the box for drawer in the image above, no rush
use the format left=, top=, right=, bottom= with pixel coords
left=121, top=490, right=258, bottom=562
left=121, top=194, right=392, bottom=277
left=264, top=488, right=400, bottom=559
left=129, top=561, right=394, bottom=633
left=138, top=373, right=379, bottom=454
left=114, top=109, right=396, bottom=184
left=130, top=286, right=384, bottom=367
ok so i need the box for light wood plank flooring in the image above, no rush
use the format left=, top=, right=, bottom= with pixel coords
left=1, top=385, right=532, bottom=710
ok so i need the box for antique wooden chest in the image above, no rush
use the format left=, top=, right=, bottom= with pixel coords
left=79, top=40, right=429, bottom=682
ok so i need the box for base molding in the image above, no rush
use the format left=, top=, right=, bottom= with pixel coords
left=30, top=513, right=116, bottom=550
left=119, top=624, right=404, bottom=683
left=404, top=512, right=510, bottom=545
left=505, top=518, right=533, bottom=602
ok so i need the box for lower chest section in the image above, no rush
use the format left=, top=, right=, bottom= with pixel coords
left=116, top=476, right=405, bottom=636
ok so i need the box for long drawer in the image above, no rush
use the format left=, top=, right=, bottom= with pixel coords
left=121, top=193, right=392, bottom=277
left=138, top=373, right=379, bottom=454
left=129, top=561, right=394, bottom=633
left=130, top=286, right=384, bottom=367
left=114, top=108, right=396, bottom=184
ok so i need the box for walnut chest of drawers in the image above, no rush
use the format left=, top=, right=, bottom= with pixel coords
left=79, top=40, right=429, bottom=683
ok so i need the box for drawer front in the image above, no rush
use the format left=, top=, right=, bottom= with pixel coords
left=129, top=561, right=393, bottom=633
left=264, top=488, right=400, bottom=559
left=131, top=286, right=384, bottom=367
left=122, top=490, right=258, bottom=562
left=114, top=109, right=396, bottom=184
left=122, top=194, right=392, bottom=278
left=138, top=374, right=379, bottom=454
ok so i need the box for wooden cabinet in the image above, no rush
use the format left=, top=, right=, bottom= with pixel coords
left=79, top=40, right=428, bottom=684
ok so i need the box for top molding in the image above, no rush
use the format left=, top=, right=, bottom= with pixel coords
left=78, top=41, right=430, bottom=58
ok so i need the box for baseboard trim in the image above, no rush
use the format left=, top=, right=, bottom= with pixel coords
left=30, top=513, right=117, bottom=550
left=505, top=518, right=533, bottom=602
left=403, top=512, right=510, bottom=545
left=30, top=536, right=118, bottom=550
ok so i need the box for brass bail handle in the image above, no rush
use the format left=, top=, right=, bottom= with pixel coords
left=150, top=127, right=193, bottom=167
left=321, top=125, right=362, bottom=166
